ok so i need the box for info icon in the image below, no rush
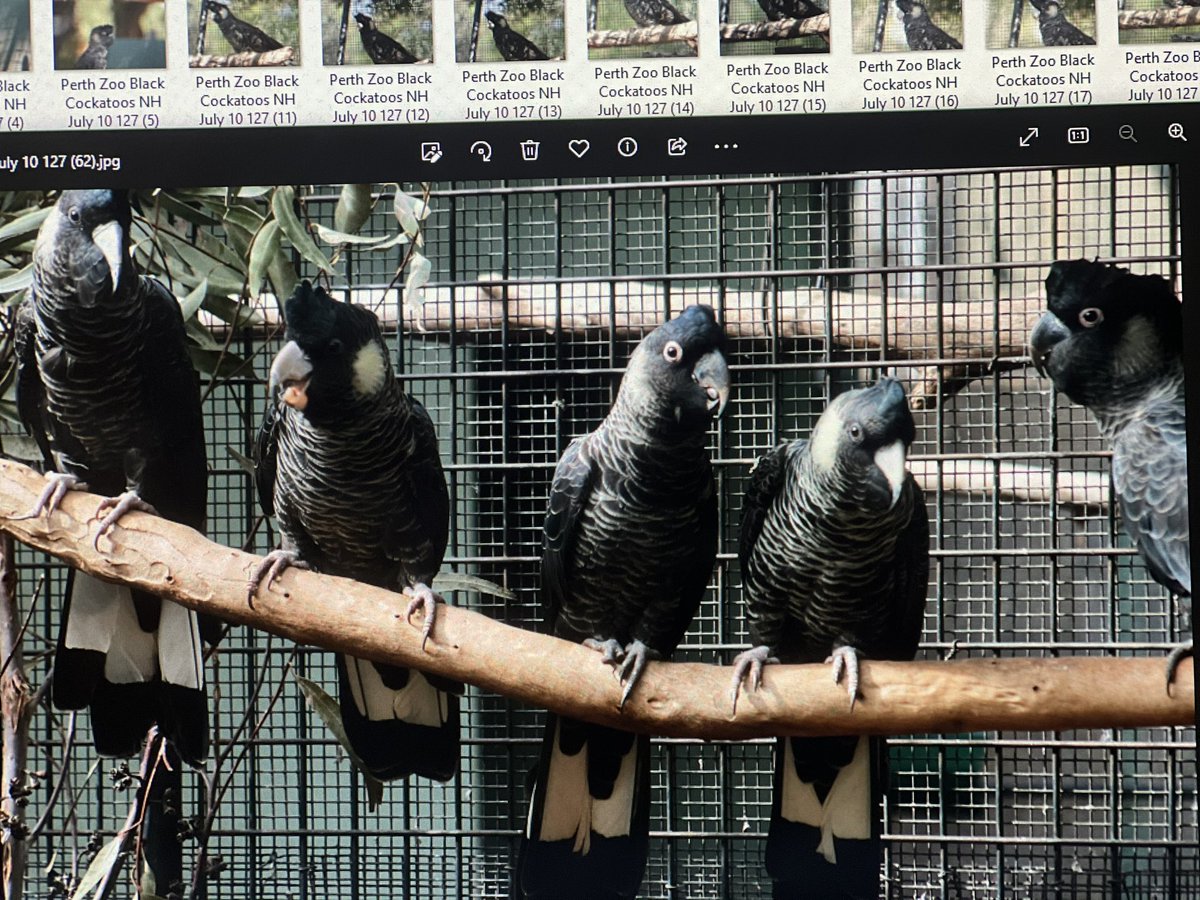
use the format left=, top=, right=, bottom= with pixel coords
left=617, top=137, right=638, bottom=158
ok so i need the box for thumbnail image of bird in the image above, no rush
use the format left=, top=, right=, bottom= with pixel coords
left=356, top=11, right=417, bottom=63
left=75, top=23, right=114, bottom=68
left=758, top=0, right=823, bottom=19
left=894, top=0, right=961, bottom=49
left=204, top=0, right=283, bottom=52
left=1028, top=0, right=1094, bottom=45
left=623, top=0, right=690, bottom=26
left=14, top=189, right=212, bottom=767
left=1030, top=260, right=1191, bottom=691
left=250, top=281, right=458, bottom=782
left=731, top=377, right=929, bottom=898
left=485, top=10, right=549, bottom=60
left=517, top=306, right=729, bottom=900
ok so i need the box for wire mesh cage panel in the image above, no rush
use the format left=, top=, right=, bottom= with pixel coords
left=4, top=165, right=1195, bottom=899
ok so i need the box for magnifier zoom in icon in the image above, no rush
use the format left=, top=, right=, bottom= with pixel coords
left=1168, top=123, right=1187, bottom=142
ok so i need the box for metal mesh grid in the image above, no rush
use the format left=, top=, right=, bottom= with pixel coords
left=5, top=165, right=1195, bottom=899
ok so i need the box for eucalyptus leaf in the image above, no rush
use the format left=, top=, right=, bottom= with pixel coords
left=185, top=318, right=221, bottom=352
left=70, top=834, right=124, bottom=900
left=271, top=187, right=334, bottom=275
left=334, top=184, right=373, bottom=235
left=202, top=294, right=265, bottom=328
left=294, top=675, right=386, bottom=810
left=403, top=251, right=432, bottom=310
left=0, top=263, right=33, bottom=294
left=394, top=191, right=420, bottom=238
left=179, top=278, right=209, bottom=322
left=226, top=445, right=256, bottom=477
left=223, top=204, right=267, bottom=236
left=0, top=432, right=44, bottom=462
left=267, top=249, right=300, bottom=302
left=314, top=224, right=407, bottom=248
left=138, top=193, right=221, bottom=229
left=432, top=572, right=515, bottom=601
left=0, top=205, right=50, bottom=248
left=248, top=219, right=281, bottom=295
left=187, top=346, right=254, bottom=379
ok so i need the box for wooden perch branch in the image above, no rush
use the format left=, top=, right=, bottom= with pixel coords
left=909, top=460, right=1110, bottom=510
left=1, top=459, right=1191, bottom=739
left=219, top=279, right=1044, bottom=407
left=1118, top=8, right=1200, bottom=29
left=587, top=22, right=698, bottom=48
left=720, top=14, right=830, bottom=42
left=188, top=47, right=295, bottom=67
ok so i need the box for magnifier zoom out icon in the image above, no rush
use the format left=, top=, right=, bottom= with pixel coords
left=1119, top=125, right=1136, bottom=143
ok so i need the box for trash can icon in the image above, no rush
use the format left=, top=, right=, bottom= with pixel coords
left=520, top=140, right=541, bottom=161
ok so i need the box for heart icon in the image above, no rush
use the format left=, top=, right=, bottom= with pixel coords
left=568, top=139, right=590, bottom=159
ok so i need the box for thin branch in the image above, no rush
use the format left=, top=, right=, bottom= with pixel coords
left=1118, top=8, right=1200, bottom=28
left=587, top=21, right=698, bottom=48
left=28, top=712, right=76, bottom=840
left=187, top=48, right=296, bottom=66
left=719, top=14, right=829, bottom=42
left=0, top=575, right=41, bottom=681
left=0, top=458, right=1191, bottom=741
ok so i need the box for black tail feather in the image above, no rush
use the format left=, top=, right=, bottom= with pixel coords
left=335, top=655, right=460, bottom=782
left=766, top=736, right=885, bottom=900
left=517, top=714, right=651, bottom=900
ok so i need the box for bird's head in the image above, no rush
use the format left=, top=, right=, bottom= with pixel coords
left=270, top=281, right=392, bottom=425
left=91, top=24, right=115, bottom=47
left=35, top=189, right=133, bottom=309
left=485, top=11, right=508, bottom=30
left=809, top=377, right=916, bottom=509
left=1030, top=259, right=1182, bottom=408
left=204, top=1, right=230, bottom=20
left=1029, top=0, right=1058, bottom=15
left=617, top=305, right=730, bottom=436
left=895, top=0, right=923, bottom=17
left=354, top=12, right=374, bottom=29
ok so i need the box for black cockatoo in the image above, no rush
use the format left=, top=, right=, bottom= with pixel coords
left=203, top=0, right=283, bottom=53
left=250, top=281, right=457, bottom=782
left=757, top=0, right=823, bottom=20
left=355, top=13, right=418, bottom=64
left=484, top=11, right=549, bottom=60
left=516, top=306, right=730, bottom=900
left=1030, top=260, right=1191, bottom=690
left=1028, top=0, right=1094, bottom=46
left=15, top=190, right=212, bottom=766
left=623, top=0, right=690, bottom=27
left=76, top=24, right=114, bottom=69
left=732, top=378, right=929, bottom=900
left=894, top=0, right=961, bottom=50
